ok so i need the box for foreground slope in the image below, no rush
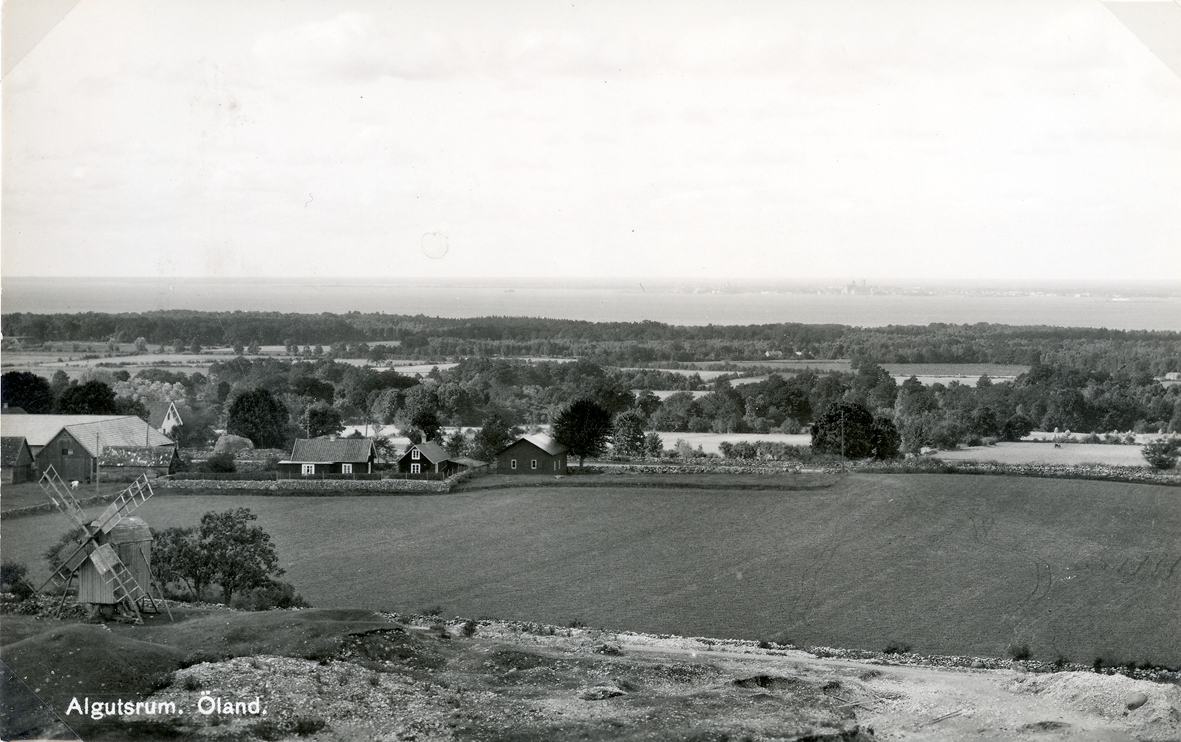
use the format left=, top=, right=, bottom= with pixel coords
left=2, top=609, right=1178, bottom=742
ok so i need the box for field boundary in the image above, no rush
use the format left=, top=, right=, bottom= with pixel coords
left=842, top=458, right=1181, bottom=486
left=0, top=491, right=122, bottom=521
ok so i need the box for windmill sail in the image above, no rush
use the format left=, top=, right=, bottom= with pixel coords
left=38, top=466, right=88, bottom=529
left=94, top=475, right=154, bottom=534
left=90, top=543, right=147, bottom=605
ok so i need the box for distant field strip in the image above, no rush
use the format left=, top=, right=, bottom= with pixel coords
left=3, top=473, right=1177, bottom=666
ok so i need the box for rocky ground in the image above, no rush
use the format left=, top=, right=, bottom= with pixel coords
left=6, top=606, right=1176, bottom=742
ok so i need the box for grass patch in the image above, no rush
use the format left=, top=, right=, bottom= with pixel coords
left=5, top=473, right=1180, bottom=667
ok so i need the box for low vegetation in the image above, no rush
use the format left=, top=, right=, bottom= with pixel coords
left=6, top=473, right=1176, bottom=667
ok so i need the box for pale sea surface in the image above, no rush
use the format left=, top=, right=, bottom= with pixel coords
left=2, top=278, right=1179, bottom=331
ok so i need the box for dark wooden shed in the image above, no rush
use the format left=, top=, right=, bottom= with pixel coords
left=1, top=436, right=34, bottom=484
left=495, top=434, right=568, bottom=474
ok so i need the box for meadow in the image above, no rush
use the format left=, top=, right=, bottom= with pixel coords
left=935, top=442, right=1149, bottom=467
left=4, top=473, right=1177, bottom=667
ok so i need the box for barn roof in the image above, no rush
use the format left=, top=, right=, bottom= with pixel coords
left=521, top=434, right=567, bottom=456
left=98, top=446, right=177, bottom=467
left=1, top=436, right=32, bottom=467
left=286, top=438, right=376, bottom=464
left=0, top=415, right=173, bottom=454
left=405, top=441, right=450, bottom=464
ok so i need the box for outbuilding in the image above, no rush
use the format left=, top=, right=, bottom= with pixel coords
left=1, top=436, right=35, bottom=484
left=277, top=438, right=377, bottom=478
left=495, top=434, right=568, bottom=474
left=0, top=415, right=175, bottom=485
left=97, top=446, right=182, bottom=480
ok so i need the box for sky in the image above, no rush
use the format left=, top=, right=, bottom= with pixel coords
left=2, top=0, right=1180, bottom=283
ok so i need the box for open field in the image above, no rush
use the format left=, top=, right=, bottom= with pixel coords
left=936, top=442, right=1150, bottom=467
left=661, top=432, right=813, bottom=453
left=4, top=473, right=1178, bottom=667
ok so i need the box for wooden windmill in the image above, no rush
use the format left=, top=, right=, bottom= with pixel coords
left=37, top=465, right=171, bottom=622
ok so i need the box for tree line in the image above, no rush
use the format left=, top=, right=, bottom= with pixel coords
left=5, top=311, right=1180, bottom=375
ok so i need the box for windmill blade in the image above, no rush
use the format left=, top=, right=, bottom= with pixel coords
left=90, top=544, right=147, bottom=605
left=38, top=466, right=88, bottom=529
left=37, top=537, right=95, bottom=593
left=94, top=475, right=154, bottom=534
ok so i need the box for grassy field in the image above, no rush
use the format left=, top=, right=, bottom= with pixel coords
left=3, top=473, right=1178, bottom=667
left=936, top=442, right=1149, bottom=467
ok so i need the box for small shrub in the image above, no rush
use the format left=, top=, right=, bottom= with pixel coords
left=294, top=717, right=327, bottom=736
left=461, top=619, right=478, bottom=638
left=182, top=675, right=202, bottom=691
left=0, top=562, right=36, bottom=600
left=567, top=619, right=586, bottom=629
left=203, top=451, right=237, bottom=473
left=1141, top=437, right=1180, bottom=470
left=1009, top=644, right=1032, bottom=661
left=882, top=642, right=911, bottom=655
left=421, top=605, right=443, bottom=617
left=229, top=580, right=309, bottom=611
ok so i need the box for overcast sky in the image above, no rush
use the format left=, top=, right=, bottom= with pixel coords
left=2, top=0, right=1179, bottom=282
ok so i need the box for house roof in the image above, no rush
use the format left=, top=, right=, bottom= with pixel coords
left=450, top=457, right=487, bottom=468
left=1, top=436, right=32, bottom=467
left=99, top=446, right=177, bottom=467
left=516, top=433, right=567, bottom=456
left=287, top=438, right=376, bottom=464
left=0, top=415, right=174, bottom=455
left=404, top=441, right=450, bottom=464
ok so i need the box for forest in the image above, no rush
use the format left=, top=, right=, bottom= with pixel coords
left=4, top=310, right=1181, bottom=375
left=4, top=354, right=1178, bottom=460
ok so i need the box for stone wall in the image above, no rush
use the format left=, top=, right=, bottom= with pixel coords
left=160, top=477, right=451, bottom=493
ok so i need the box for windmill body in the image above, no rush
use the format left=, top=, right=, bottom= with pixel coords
left=76, top=517, right=153, bottom=606
left=38, top=465, right=169, bottom=621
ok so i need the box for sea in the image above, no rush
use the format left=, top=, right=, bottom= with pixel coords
left=2, top=278, right=1179, bottom=332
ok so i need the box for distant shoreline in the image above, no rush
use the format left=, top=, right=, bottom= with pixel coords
left=4, top=277, right=1180, bottom=331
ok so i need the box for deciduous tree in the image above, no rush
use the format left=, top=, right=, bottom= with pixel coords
left=612, top=409, right=647, bottom=456
left=553, top=398, right=613, bottom=467
left=56, top=380, right=119, bottom=414
left=1, top=371, right=54, bottom=413
left=810, top=401, right=875, bottom=459
left=226, top=388, right=290, bottom=448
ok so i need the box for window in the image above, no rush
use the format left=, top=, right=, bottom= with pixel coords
left=411, top=463, right=421, bottom=474
left=554, top=461, right=559, bottom=471
left=301, top=463, right=315, bottom=476
left=411, top=448, right=420, bottom=460
left=341, top=463, right=352, bottom=474
left=510, top=459, right=517, bottom=470
left=531, top=459, right=538, bottom=470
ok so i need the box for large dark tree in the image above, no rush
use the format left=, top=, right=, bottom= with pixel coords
left=55, top=380, right=119, bottom=415
left=472, top=413, right=520, bottom=462
left=0, top=371, right=54, bottom=413
left=810, top=401, right=876, bottom=459
left=870, top=415, right=902, bottom=460
left=226, top=388, right=290, bottom=448
left=553, top=398, right=613, bottom=467
left=300, top=402, right=344, bottom=438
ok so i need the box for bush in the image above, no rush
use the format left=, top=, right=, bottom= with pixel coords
left=1141, top=437, right=1179, bottom=470
left=229, top=580, right=309, bottom=611
left=204, top=451, right=237, bottom=473
left=0, top=562, right=36, bottom=600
